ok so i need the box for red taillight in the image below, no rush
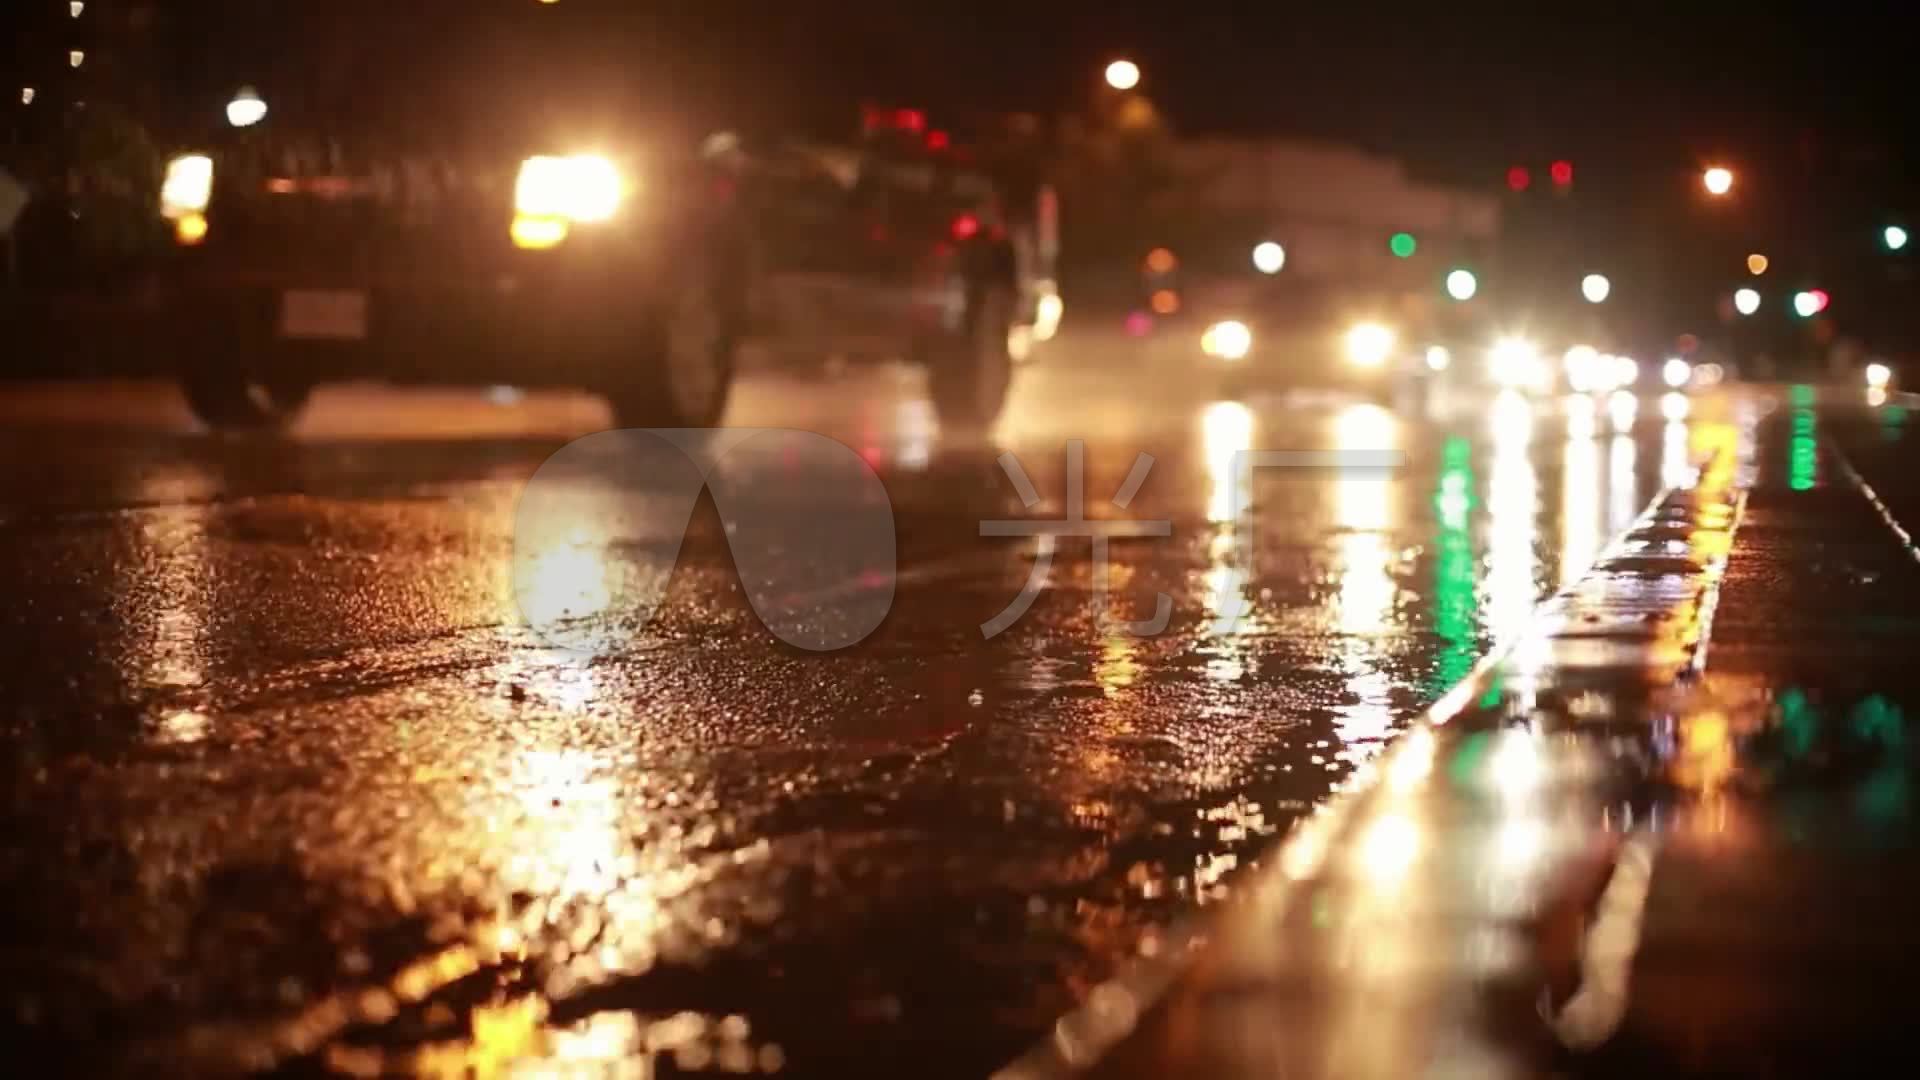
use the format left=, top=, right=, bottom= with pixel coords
left=951, top=213, right=980, bottom=240
left=894, top=108, right=925, bottom=134
left=926, top=129, right=949, bottom=151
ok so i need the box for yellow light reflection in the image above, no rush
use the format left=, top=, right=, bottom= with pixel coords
left=1359, top=813, right=1422, bottom=887
left=1561, top=423, right=1601, bottom=587
left=1661, top=419, right=1692, bottom=490
left=1608, top=434, right=1639, bottom=533
left=1203, top=400, right=1254, bottom=524
left=1486, top=392, right=1538, bottom=646
left=1386, top=727, right=1436, bottom=793
left=1488, top=729, right=1544, bottom=799
left=517, top=539, right=613, bottom=628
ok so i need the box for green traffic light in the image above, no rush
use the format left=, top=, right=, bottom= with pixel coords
left=1389, top=232, right=1417, bottom=258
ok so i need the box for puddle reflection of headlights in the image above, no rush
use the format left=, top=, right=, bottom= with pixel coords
left=1344, top=322, right=1395, bottom=368
left=1202, top=319, right=1253, bottom=361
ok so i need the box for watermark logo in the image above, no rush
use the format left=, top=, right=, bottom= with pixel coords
left=514, top=428, right=1404, bottom=653
left=980, top=440, right=1171, bottom=638
left=513, top=427, right=896, bottom=653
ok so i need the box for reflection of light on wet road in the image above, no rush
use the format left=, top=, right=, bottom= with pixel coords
left=1200, top=401, right=1259, bottom=640
left=517, top=540, right=613, bottom=628
left=1486, top=392, right=1539, bottom=646
left=1609, top=434, right=1639, bottom=533
left=1203, top=400, right=1254, bottom=524
left=1359, top=813, right=1422, bottom=887
left=1489, top=728, right=1544, bottom=799
left=1607, top=389, right=1637, bottom=433
left=136, top=512, right=211, bottom=692
left=1662, top=418, right=1693, bottom=490
left=1332, top=404, right=1399, bottom=759
left=1561, top=416, right=1601, bottom=587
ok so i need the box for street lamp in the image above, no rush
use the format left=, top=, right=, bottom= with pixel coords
left=226, top=86, right=267, bottom=128
left=1104, top=59, right=1141, bottom=91
left=1734, top=287, right=1760, bottom=315
left=1445, top=268, right=1478, bottom=301
left=1581, top=273, right=1611, bottom=303
left=1702, top=166, right=1734, bottom=196
left=1252, top=241, right=1285, bottom=274
left=1746, top=253, right=1768, bottom=275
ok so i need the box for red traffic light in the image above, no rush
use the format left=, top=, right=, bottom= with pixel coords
left=1506, top=166, right=1531, bottom=192
left=1550, top=160, right=1574, bottom=186
left=1810, top=289, right=1830, bottom=313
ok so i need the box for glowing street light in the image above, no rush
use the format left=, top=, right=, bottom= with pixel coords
left=226, top=86, right=267, bottom=128
left=1734, top=287, right=1761, bottom=315
left=1581, top=273, right=1611, bottom=303
left=1885, top=225, right=1910, bottom=252
left=1445, top=268, right=1478, bottom=301
left=1252, top=240, right=1285, bottom=274
left=1746, top=253, right=1768, bottom=275
left=1702, top=166, right=1734, bottom=196
left=1104, top=59, right=1141, bottom=91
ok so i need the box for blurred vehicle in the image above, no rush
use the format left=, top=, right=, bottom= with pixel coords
left=10, top=7, right=1043, bottom=433
left=145, top=103, right=1029, bottom=431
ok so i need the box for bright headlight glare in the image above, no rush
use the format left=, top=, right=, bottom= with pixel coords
left=1345, top=322, right=1395, bottom=367
left=515, top=154, right=624, bottom=223
left=1662, top=357, right=1692, bottom=389
left=1489, top=337, right=1543, bottom=388
left=1202, top=319, right=1253, bottom=361
left=1866, top=362, right=1892, bottom=390
left=161, top=153, right=213, bottom=219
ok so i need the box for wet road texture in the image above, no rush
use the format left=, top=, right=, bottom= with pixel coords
left=1, top=369, right=1913, bottom=1077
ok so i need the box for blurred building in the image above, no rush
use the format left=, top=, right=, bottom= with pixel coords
left=1052, top=127, right=1500, bottom=330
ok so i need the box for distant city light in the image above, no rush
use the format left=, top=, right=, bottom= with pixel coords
left=70, top=1, right=84, bottom=16
left=1389, top=232, right=1418, bottom=258
left=1144, top=247, right=1176, bottom=274
left=68, top=50, right=84, bottom=68
left=1252, top=240, right=1285, bottom=274
left=1150, top=288, right=1180, bottom=315
left=1702, top=166, right=1734, bottom=196
left=1581, top=273, right=1611, bottom=303
left=1746, top=253, right=1769, bottom=275
left=1104, top=59, right=1141, bottom=91
left=1734, top=287, right=1761, bottom=315
left=226, top=86, right=267, bottom=128
left=1445, top=268, right=1478, bottom=301
left=1885, top=225, right=1910, bottom=251
left=19, top=87, right=32, bottom=105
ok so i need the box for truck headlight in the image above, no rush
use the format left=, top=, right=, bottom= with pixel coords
left=1202, top=319, right=1253, bottom=361
left=515, top=154, right=624, bottom=223
left=160, top=153, right=213, bottom=219
left=1344, top=322, right=1395, bottom=368
left=512, top=154, right=625, bottom=247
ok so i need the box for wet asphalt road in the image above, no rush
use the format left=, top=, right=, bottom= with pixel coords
left=0, top=363, right=1701, bottom=1077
